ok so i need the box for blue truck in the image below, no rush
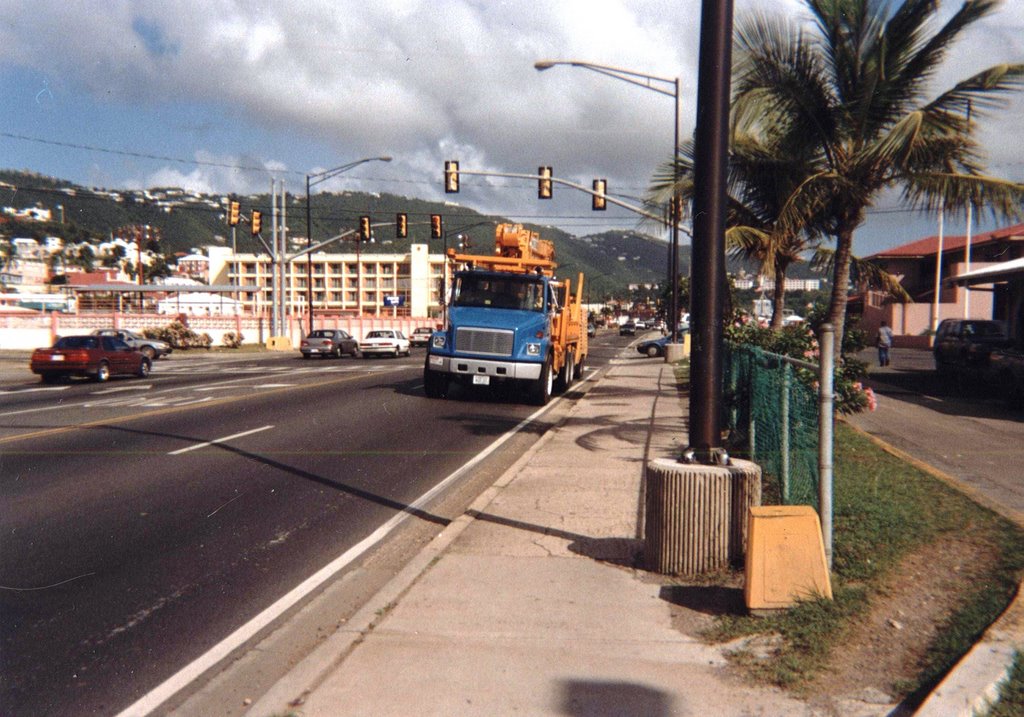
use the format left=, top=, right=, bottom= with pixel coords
left=423, top=223, right=588, bottom=405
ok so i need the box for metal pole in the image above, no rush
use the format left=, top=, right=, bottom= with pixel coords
left=684, top=0, right=733, bottom=465
left=306, top=175, right=314, bottom=334
left=281, top=180, right=288, bottom=337
left=931, top=197, right=945, bottom=335
left=271, top=179, right=278, bottom=336
left=819, top=323, right=835, bottom=570
left=670, top=77, right=681, bottom=343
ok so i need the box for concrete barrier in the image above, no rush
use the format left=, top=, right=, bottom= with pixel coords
left=643, top=458, right=761, bottom=575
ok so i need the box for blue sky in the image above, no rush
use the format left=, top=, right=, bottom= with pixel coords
left=2, top=0, right=1022, bottom=258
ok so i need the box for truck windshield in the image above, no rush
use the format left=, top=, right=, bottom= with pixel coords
left=453, top=274, right=544, bottom=311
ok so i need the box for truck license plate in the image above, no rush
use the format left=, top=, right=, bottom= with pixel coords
left=472, top=375, right=490, bottom=385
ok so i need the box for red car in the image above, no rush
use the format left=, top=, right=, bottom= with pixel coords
left=30, top=334, right=152, bottom=383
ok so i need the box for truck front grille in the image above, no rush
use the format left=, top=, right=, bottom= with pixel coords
left=455, top=327, right=514, bottom=357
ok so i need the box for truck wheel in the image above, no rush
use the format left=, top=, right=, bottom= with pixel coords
left=424, top=359, right=448, bottom=399
left=531, top=356, right=553, bottom=405
left=555, top=350, right=574, bottom=393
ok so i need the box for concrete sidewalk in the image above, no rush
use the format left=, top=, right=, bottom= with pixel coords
left=248, top=355, right=817, bottom=717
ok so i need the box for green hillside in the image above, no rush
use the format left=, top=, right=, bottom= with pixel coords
left=1, top=169, right=823, bottom=297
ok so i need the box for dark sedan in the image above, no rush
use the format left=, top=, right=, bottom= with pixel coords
left=300, top=329, right=359, bottom=359
left=636, top=335, right=670, bottom=358
left=30, top=334, right=151, bottom=382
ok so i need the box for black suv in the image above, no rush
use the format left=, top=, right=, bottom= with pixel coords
left=619, top=321, right=636, bottom=336
left=933, top=319, right=1009, bottom=376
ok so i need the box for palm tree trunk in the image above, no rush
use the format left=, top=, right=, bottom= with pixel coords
left=770, top=265, right=787, bottom=330
left=827, top=227, right=855, bottom=356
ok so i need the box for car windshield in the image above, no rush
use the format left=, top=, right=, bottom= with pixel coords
left=966, top=322, right=1005, bottom=338
left=453, top=274, right=544, bottom=311
left=56, top=336, right=98, bottom=349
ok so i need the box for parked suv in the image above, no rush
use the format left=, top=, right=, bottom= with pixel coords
left=619, top=321, right=636, bottom=336
left=933, top=319, right=1009, bottom=377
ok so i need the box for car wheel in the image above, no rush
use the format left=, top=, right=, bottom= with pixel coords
left=646, top=345, right=659, bottom=358
left=141, top=346, right=156, bottom=360
left=334, top=347, right=343, bottom=359
left=137, top=358, right=151, bottom=378
left=40, top=373, right=60, bottom=384
left=95, top=361, right=110, bottom=382
left=301, top=353, right=311, bottom=359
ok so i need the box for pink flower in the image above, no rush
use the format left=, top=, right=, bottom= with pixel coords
left=864, top=386, right=877, bottom=411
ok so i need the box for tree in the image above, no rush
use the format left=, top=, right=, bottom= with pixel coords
left=729, top=0, right=1024, bottom=353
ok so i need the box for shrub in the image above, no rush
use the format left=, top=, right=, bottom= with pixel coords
left=221, top=332, right=244, bottom=349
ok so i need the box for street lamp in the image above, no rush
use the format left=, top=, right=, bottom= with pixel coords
left=535, top=59, right=683, bottom=343
left=305, top=156, right=392, bottom=333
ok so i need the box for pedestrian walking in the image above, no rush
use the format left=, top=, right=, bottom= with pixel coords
left=876, top=321, right=894, bottom=367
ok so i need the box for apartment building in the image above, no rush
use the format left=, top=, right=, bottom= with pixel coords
left=206, top=244, right=448, bottom=319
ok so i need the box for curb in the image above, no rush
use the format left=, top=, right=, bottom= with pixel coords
left=841, top=420, right=1024, bottom=716
left=247, top=367, right=607, bottom=716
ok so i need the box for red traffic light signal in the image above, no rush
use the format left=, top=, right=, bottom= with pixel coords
left=228, top=201, right=240, bottom=226
left=430, top=214, right=442, bottom=239
left=444, top=161, right=459, bottom=193
left=251, top=210, right=262, bottom=235
left=538, top=166, right=553, bottom=199
left=396, top=213, right=408, bottom=238
left=359, top=216, right=371, bottom=241
left=592, top=179, right=607, bottom=211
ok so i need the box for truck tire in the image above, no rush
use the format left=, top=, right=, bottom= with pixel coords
left=530, top=356, right=553, bottom=405
left=423, top=358, right=448, bottom=399
left=555, top=350, right=574, bottom=393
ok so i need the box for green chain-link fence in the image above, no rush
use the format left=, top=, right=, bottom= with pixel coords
left=725, top=344, right=821, bottom=508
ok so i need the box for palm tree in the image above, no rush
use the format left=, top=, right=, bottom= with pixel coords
left=729, top=0, right=1024, bottom=353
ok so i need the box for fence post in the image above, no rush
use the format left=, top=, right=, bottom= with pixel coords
left=781, top=362, right=791, bottom=503
left=818, top=323, right=835, bottom=570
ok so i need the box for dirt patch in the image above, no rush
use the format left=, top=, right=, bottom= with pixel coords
left=656, top=531, right=999, bottom=715
left=805, top=532, right=997, bottom=714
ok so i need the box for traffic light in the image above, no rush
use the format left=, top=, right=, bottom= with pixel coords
left=444, top=160, right=459, bottom=193
left=251, top=210, right=262, bottom=235
left=396, top=213, right=408, bottom=239
left=538, top=166, right=553, bottom=199
left=228, top=201, right=240, bottom=226
left=430, top=214, right=442, bottom=239
left=592, top=179, right=607, bottom=211
left=359, top=216, right=371, bottom=241
left=670, top=195, right=683, bottom=224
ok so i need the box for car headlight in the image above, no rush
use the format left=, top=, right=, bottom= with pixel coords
left=526, top=343, right=541, bottom=356
left=432, top=335, right=446, bottom=349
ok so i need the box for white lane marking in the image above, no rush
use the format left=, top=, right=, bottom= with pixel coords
left=167, top=425, right=275, bottom=455
left=258, top=383, right=295, bottom=388
left=115, top=398, right=560, bottom=717
left=92, top=385, right=153, bottom=395
left=0, top=386, right=70, bottom=394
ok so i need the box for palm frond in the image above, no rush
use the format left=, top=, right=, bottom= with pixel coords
left=813, top=247, right=913, bottom=302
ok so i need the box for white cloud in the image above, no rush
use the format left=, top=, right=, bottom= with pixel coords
left=1, top=0, right=1021, bottom=249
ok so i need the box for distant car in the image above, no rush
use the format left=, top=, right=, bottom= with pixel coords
left=91, top=328, right=171, bottom=360
left=300, top=329, right=358, bottom=359
left=359, top=329, right=411, bottom=358
left=933, top=319, right=1010, bottom=376
left=410, top=327, right=434, bottom=347
left=619, top=321, right=636, bottom=336
left=637, top=335, right=671, bottom=358
left=31, top=334, right=151, bottom=383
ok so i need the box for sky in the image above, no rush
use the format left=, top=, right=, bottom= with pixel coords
left=1, top=0, right=1022, bottom=258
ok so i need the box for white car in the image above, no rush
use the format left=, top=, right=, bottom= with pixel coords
left=358, top=329, right=411, bottom=358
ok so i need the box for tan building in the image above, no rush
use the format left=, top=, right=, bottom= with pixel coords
left=207, top=244, right=448, bottom=319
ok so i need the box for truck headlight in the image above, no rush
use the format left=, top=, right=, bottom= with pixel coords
left=526, top=343, right=540, bottom=356
left=432, top=335, right=447, bottom=349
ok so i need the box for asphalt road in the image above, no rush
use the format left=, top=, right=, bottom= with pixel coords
left=848, top=347, right=1024, bottom=522
left=0, top=333, right=630, bottom=716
